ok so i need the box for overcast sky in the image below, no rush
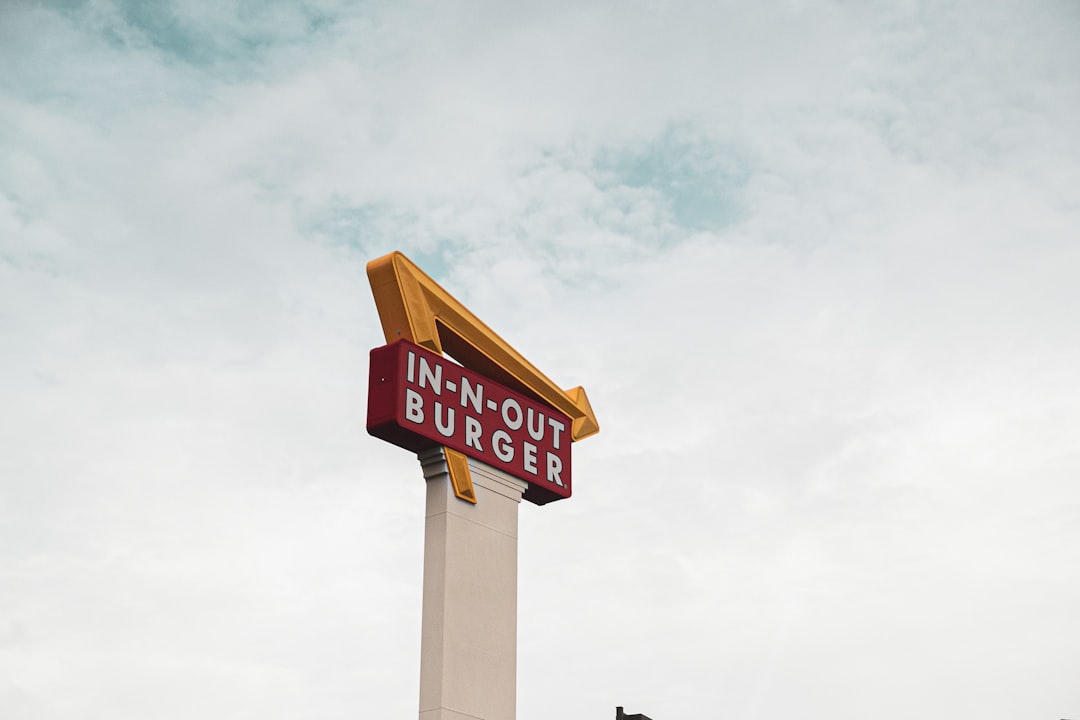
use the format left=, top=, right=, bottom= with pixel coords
left=2, top=1, right=1079, bottom=719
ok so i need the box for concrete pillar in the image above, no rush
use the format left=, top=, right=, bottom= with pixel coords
left=417, top=447, right=527, bottom=720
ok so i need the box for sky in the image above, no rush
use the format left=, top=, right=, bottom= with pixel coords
left=1, top=1, right=1079, bottom=718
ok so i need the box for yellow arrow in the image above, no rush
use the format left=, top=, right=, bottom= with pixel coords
left=367, top=251, right=600, bottom=441
left=367, top=251, right=599, bottom=505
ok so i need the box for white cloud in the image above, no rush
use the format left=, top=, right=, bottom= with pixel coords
left=1, top=0, right=1078, bottom=718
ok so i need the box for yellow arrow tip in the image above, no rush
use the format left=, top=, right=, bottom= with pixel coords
left=566, top=386, right=600, bottom=441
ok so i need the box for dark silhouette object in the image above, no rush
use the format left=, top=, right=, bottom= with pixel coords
left=616, top=706, right=653, bottom=720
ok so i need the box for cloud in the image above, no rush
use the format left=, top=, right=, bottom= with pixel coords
left=1, top=0, right=1079, bottom=719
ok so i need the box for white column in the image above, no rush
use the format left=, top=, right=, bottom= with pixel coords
left=417, top=447, right=527, bottom=720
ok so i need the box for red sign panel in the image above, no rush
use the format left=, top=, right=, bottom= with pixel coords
left=367, top=340, right=572, bottom=505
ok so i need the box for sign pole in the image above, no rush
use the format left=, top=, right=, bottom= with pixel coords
left=417, top=448, right=527, bottom=720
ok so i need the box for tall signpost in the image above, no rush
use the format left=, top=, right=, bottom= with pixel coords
left=365, top=252, right=599, bottom=720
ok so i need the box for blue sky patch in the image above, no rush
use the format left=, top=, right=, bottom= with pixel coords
left=596, top=127, right=748, bottom=231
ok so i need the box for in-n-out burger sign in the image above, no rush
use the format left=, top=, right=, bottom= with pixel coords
left=364, top=251, right=598, bottom=506
left=368, top=340, right=572, bottom=504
